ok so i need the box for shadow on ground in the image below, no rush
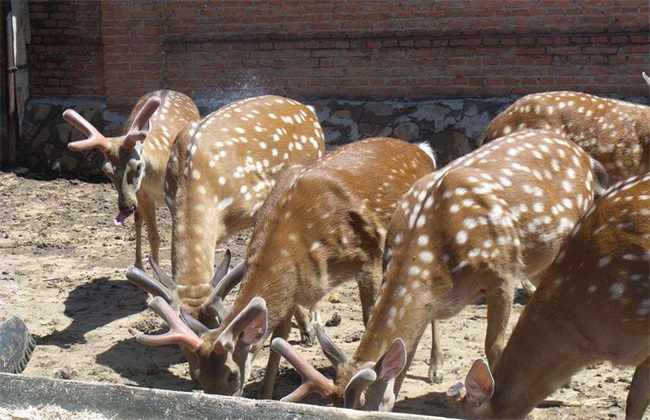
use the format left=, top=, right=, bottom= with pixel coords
left=95, top=337, right=196, bottom=391
left=38, top=276, right=147, bottom=348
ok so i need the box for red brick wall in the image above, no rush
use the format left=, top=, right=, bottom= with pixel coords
left=101, top=1, right=165, bottom=104
left=28, top=0, right=103, bottom=96
left=27, top=0, right=649, bottom=109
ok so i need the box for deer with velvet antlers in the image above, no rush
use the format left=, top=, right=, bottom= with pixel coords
left=63, top=90, right=200, bottom=269
left=450, top=173, right=650, bottom=420
left=125, top=95, right=326, bottom=387
left=481, top=90, right=649, bottom=184
left=131, top=137, right=437, bottom=399
left=272, top=130, right=607, bottom=410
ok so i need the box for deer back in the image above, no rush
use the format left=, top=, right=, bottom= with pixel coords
left=165, top=95, right=326, bottom=311
left=482, top=91, right=650, bottom=183
left=235, top=137, right=437, bottom=318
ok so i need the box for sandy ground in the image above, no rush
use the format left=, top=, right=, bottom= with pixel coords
left=0, top=170, right=642, bottom=419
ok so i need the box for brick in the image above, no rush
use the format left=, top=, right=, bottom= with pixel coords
left=25, top=1, right=646, bottom=105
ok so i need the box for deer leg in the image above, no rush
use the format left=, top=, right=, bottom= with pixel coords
left=484, top=281, right=515, bottom=368
left=427, top=319, right=445, bottom=384
left=357, top=269, right=380, bottom=326
left=139, top=194, right=161, bottom=265
left=258, top=316, right=292, bottom=400
left=293, top=305, right=316, bottom=346
left=626, top=357, right=650, bottom=420
left=310, top=303, right=323, bottom=325
left=134, top=209, right=144, bottom=270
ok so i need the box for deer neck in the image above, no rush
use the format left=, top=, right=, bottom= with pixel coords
left=354, top=276, right=432, bottom=366
left=487, top=292, right=592, bottom=418
left=171, top=191, right=223, bottom=309
left=229, top=216, right=339, bottom=336
left=228, top=260, right=300, bottom=337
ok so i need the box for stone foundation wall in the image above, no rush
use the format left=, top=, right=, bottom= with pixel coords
left=20, top=94, right=646, bottom=176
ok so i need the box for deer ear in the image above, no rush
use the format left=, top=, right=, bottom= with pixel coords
left=123, top=96, right=160, bottom=149
left=465, top=359, right=494, bottom=404
left=374, top=338, right=407, bottom=381
left=213, top=297, right=267, bottom=354
left=238, top=304, right=268, bottom=346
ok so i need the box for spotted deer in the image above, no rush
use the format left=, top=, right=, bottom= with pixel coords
left=449, top=173, right=650, bottom=420
left=132, top=138, right=437, bottom=398
left=125, top=95, right=326, bottom=373
left=63, top=90, right=200, bottom=269
left=481, top=91, right=650, bottom=184
left=272, top=130, right=608, bottom=410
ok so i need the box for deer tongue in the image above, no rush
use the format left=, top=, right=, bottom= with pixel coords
left=114, top=211, right=130, bottom=226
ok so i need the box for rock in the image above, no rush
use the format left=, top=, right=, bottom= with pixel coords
left=460, top=111, right=491, bottom=140
left=325, top=313, right=341, bottom=327
left=55, top=123, right=76, bottom=146
left=393, top=122, right=419, bottom=141
left=54, top=368, right=77, bottom=380
left=33, top=104, right=52, bottom=122
left=451, top=131, right=472, bottom=157
left=30, top=126, right=52, bottom=150
left=364, top=102, right=395, bottom=118
left=358, top=123, right=392, bottom=139
left=328, top=293, right=342, bottom=304
left=55, top=153, right=78, bottom=172
left=324, top=110, right=360, bottom=142
left=343, top=332, right=361, bottom=343
left=25, top=155, right=41, bottom=169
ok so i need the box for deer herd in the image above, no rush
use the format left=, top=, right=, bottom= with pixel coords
left=63, top=76, right=650, bottom=419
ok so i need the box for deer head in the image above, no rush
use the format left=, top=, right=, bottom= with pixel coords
left=63, top=95, right=161, bottom=224
left=137, top=295, right=268, bottom=395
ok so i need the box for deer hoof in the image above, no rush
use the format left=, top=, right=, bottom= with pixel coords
left=428, top=366, right=444, bottom=384
left=300, top=330, right=316, bottom=347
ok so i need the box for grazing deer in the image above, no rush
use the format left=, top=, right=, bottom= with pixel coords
left=126, top=95, right=325, bottom=364
left=132, top=138, right=437, bottom=398
left=272, top=130, right=608, bottom=410
left=481, top=91, right=650, bottom=184
left=449, top=173, right=650, bottom=419
left=63, top=90, right=200, bottom=269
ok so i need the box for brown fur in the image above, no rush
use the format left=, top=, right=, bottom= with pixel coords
left=329, top=130, right=605, bottom=409
left=191, top=138, right=436, bottom=397
left=455, top=174, right=650, bottom=419
left=482, top=91, right=650, bottom=183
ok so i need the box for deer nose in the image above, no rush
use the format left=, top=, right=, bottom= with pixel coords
left=120, top=204, right=137, bottom=214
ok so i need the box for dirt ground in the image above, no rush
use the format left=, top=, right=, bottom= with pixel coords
left=0, top=170, right=642, bottom=419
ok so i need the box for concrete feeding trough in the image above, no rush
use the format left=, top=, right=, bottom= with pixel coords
left=0, top=373, right=450, bottom=419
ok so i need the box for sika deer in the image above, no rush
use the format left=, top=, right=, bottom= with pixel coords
left=482, top=91, right=649, bottom=184
left=63, top=90, right=200, bottom=269
left=133, top=138, right=437, bottom=398
left=450, top=173, right=650, bottom=419
left=125, top=95, right=326, bottom=368
left=272, top=130, right=607, bottom=410
left=129, top=96, right=325, bottom=329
